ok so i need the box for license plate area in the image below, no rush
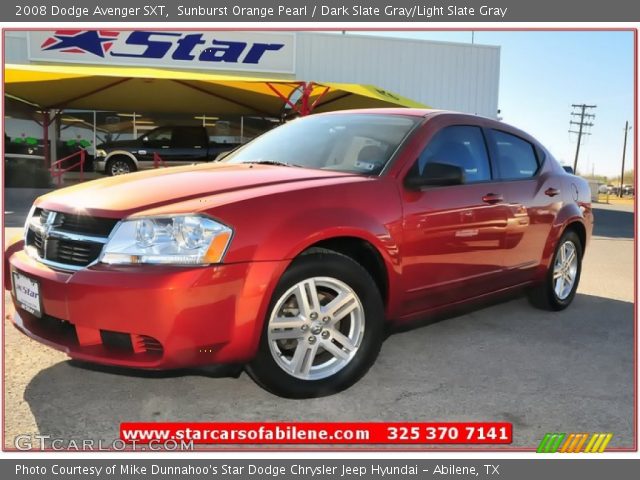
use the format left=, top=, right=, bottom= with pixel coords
left=12, top=271, right=42, bottom=318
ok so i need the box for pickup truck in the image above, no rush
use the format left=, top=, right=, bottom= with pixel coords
left=95, top=125, right=240, bottom=176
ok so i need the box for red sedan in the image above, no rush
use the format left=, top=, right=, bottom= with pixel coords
left=5, top=109, right=592, bottom=398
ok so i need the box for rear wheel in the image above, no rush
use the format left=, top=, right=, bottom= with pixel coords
left=246, top=251, right=384, bottom=398
left=106, top=156, right=136, bottom=176
left=529, top=230, right=582, bottom=311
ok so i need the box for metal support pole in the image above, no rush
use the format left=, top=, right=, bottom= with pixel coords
left=572, top=107, right=585, bottom=173
left=619, top=121, right=631, bottom=198
left=42, top=110, right=50, bottom=170
left=92, top=110, right=97, bottom=157
left=50, top=110, right=59, bottom=169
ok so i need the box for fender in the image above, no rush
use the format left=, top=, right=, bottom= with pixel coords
left=254, top=206, right=403, bottom=319
left=535, top=202, right=587, bottom=282
left=265, top=207, right=399, bottom=266
left=103, top=150, right=139, bottom=171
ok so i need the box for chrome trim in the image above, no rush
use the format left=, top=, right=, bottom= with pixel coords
left=26, top=245, right=88, bottom=272
left=25, top=209, right=115, bottom=271
left=28, top=221, right=109, bottom=244
left=47, top=230, right=109, bottom=244
left=23, top=205, right=36, bottom=243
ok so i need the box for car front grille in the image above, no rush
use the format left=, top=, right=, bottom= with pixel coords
left=25, top=208, right=119, bottom=270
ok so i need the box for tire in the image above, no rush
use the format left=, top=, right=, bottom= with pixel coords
left=528, top=230, right=583, bottom=311
left=106, top=156, right=136, bottom=176
left=246, top=251, right=384, bottom=398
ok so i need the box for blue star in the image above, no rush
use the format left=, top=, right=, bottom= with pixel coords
left=44, top=31, right=113, bottom=57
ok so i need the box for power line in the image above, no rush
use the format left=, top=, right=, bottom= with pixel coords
left=568, top=104, right=596, bottom=173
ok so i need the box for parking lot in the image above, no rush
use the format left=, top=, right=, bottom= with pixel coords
left=3, top=192, right=635, bottom=450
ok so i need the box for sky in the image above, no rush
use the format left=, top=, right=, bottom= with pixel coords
left=352, top=30, right=635, bottom=178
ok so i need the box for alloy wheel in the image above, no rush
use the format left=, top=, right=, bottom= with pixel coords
left=267, top=276, right=365, bottom=380
left=553, top=240, right=578, bottom=300
left=111, top=160, right=131, bottom=175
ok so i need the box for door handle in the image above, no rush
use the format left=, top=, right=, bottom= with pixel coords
left=545, top=187, right=560, bottom=197
left=482, top=193, right=504, bottom=204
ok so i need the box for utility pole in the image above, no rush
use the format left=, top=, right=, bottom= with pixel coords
left=569, top=104, right=597, bottom=173
left=618, top=121, right=632, bottom=197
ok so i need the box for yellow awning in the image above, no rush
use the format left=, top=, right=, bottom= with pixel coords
left=4, top=63, right=426, bottom=116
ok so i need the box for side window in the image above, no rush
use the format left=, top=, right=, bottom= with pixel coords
left=412, top=125, right=491, bottom=183
left=146, top=128, right=172, bottom=143
left=491, top=130, right=539, bottom=180
left=173, top=127, right=204, bottom=147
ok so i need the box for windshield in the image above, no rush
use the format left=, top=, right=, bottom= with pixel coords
left=223, top=114, right=419, bottom=175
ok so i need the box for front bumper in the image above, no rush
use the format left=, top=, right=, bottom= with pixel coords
left=7, top=249, right=287, bottom=369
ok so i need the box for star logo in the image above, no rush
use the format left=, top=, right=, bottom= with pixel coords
left=40, top=30, right=120, bottom=57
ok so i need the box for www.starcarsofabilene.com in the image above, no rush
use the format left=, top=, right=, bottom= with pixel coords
left=13, top=434, right=193, bottom=451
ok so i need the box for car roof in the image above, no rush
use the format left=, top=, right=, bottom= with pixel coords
left=318, top=108, right=504, bottom=124
left=319, top=107, right=444, bottom=118
left=317, top=108, right=544, bottom=151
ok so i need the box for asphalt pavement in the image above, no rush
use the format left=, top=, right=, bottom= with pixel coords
left=2, top=195, right=635, bottom=450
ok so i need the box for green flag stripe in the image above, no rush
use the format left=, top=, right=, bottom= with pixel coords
left=544, top=434, right=558, bottom=453
left=549, top=433, right=566, bottom=452
left=537, top=433, right=553, bottom=453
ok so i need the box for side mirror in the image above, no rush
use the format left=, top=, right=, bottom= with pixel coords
left=142, top=136, right=149, bottom=143
left=405, top=162, right=464, bottom=189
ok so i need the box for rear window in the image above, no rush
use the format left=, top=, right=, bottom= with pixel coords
left=491, top=130, right=539, bottom=180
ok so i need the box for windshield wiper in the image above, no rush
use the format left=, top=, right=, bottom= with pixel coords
left=244, top=160, right=304, bottom=168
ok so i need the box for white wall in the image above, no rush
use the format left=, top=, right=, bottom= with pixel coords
left=297, top=33, right=500, bottom=118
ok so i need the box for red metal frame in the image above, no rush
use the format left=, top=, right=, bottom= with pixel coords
left=49, top=149, right=85, bottom=186
left=266, top=82, right=331, bottom=116
left=153, top=152, right=167, bottom=169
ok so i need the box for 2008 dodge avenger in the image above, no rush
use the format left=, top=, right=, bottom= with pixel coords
left=5, top=109, right=593, bottom=398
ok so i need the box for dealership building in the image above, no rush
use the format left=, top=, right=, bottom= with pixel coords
left=4, top=30, right=500, bottom=182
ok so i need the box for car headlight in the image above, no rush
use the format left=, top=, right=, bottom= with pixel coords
left=95, top=149, right=107, bottom=158
left=100, top=215, right=233, bottom=265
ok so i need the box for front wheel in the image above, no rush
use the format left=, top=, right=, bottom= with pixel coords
left=529, top=230, right=583, bottom=311
left=246, top=251, right=384, bottom=398
left=106, top=157, right=136, bottom=176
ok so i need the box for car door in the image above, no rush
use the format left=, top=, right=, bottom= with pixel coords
left=137, top=127, right=173, bottom=165
left=485, top=129, right=558, bottom=285
left=171, top=127, right=209, bottom=163
left=400, top=124, right=512, bottom=315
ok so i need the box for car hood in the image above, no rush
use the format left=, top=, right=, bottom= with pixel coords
left=36, top=163, right=360, bottom=218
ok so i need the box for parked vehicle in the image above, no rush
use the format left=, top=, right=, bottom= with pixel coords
left=95, top=125, right=240, bottom=176
left=6, top=109, right=593, bottom=398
